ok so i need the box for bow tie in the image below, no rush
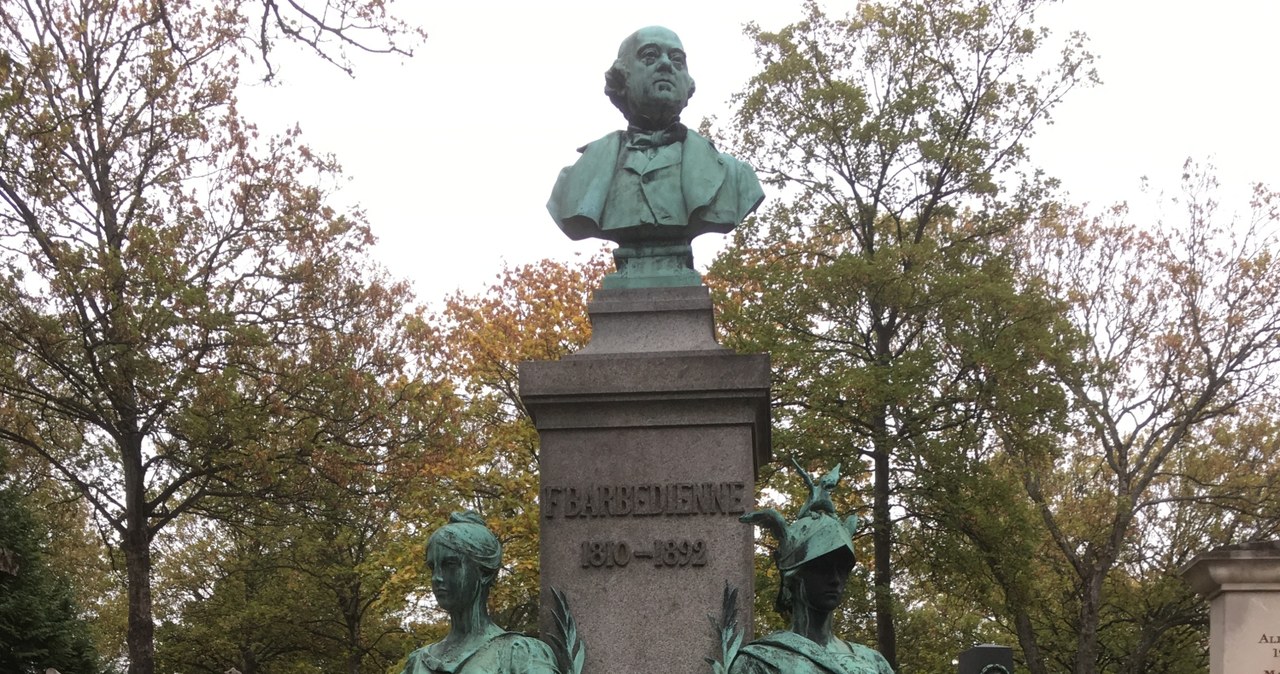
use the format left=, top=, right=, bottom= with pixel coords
left=625, top=123, right=688, bottom=150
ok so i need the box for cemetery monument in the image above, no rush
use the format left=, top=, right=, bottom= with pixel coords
left=396, top=25, right=895, bottom=674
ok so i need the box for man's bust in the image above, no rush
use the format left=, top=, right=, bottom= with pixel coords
left=547, top=26, right=764, bottom=288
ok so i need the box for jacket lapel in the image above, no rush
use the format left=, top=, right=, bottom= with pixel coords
left=679, top=132, right=727, bottom=214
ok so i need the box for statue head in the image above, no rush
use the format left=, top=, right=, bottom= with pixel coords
left=605, top=26, right=696, bottom=130
left=426, top=511, right=502, bottom=613
left=740, top=463, right=859, bottom=616
left=776, top=517, right=856, bottom=616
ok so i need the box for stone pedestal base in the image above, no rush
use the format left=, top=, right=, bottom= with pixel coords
left=1182, top=541, right=1280, bottom=674
left=520, top=286, right=770, bottom=674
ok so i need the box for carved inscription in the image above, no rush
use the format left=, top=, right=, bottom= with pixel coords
left=1262, top=632, right=1280, bottom=672
left=579, top=539, right=708, bottom=569
left=542, top=482, right=747, bottom=519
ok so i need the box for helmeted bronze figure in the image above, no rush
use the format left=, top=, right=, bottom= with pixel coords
left=729, top=463, right=894, bottom=674
left=548, top=26, right=764, bottom=288
left=400, top=512, right=557, bottom=674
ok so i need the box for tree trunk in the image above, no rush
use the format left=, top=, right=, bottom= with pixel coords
left=345, top=580, right=363, bottom=674
left=1012, top=606, right=1048, bottom=674
left=240, top=644, right=259, bottom=674
left=124, top=522, right=154, bottom=674
left=872, top=417, right=897, bottom=670
left=869, top=308, right=898, bottom=671
left=1074, top=570, right=1103, bottom=674
left=122, top=430, right=154, bottom=674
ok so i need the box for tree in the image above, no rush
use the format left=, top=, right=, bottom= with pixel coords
left=156, top=255, right=611, bottom=672
left=154, top=519, right=319, bottom=674
left=217, top=0, right=426, bottom=78
left=0, top=458, right=106, bottom=674
left=155, top=496, right=427, bottom=674
left=0, top=2, right=426, bottom=673
left=0, top=412, right=130, bottom=663
left=154, top=373, right=457, bottom=674
left=709, top=0, right=1094, bottom=667
left=995, top=166, right=1280, bottom=674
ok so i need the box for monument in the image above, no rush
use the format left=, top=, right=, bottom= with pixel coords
left=1182, top=541, right=1280, bottom=674
left=523, top=25, right=770, bottom=674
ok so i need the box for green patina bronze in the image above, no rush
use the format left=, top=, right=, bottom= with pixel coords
left=400, top=512, right=558, bottom=674
left=727, top=461, right=896, bottom=674
left=548, top=26, right=765, bottom=289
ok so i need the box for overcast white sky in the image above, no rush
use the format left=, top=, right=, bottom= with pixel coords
left=237, top=0, right=1280, bottom=305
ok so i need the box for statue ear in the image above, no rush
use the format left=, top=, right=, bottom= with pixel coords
left=775, top=571, right=796, bottom=617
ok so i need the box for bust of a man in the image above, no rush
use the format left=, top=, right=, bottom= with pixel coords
left=547, top=26, right=764, bottom=288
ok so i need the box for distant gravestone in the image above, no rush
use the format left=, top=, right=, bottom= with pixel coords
left=1182, top=541, right=1280, bottom=674
left=956, top=644, right=1013, bottom=674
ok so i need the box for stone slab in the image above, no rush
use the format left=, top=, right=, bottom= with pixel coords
left=522, top=352, right=768, bottom=674
left=520, top=353, right=771, bottom=473
left=1182, top=541, right=1280, bottom=674
left=535, top=423, right=755, bottom=674
left=521, top=283, right=769, bottom=673
left=572, top=285, right=725, bottom=356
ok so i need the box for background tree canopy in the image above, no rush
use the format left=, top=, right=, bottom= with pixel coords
left=707, top=0, right=1095, bottom=668
left=706, top=2, right=1280, bottom=674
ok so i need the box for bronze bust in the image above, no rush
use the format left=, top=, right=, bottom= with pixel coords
left=547, top=26, right=764, bottom=289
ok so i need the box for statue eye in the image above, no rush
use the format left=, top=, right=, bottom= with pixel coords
left=639, top=47, right=659, bottom=64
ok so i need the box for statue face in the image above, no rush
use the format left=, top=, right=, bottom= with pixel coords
left=427, top=542, right=483, bottom=614
left=792, top=549, right=852, bottom=613
left=621, top=26, right=693, bottom=129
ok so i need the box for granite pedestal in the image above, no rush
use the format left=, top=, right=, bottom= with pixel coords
left=520, top=286, right=770, bottom=674
left=1182, top=541, right=1280, bottom=674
